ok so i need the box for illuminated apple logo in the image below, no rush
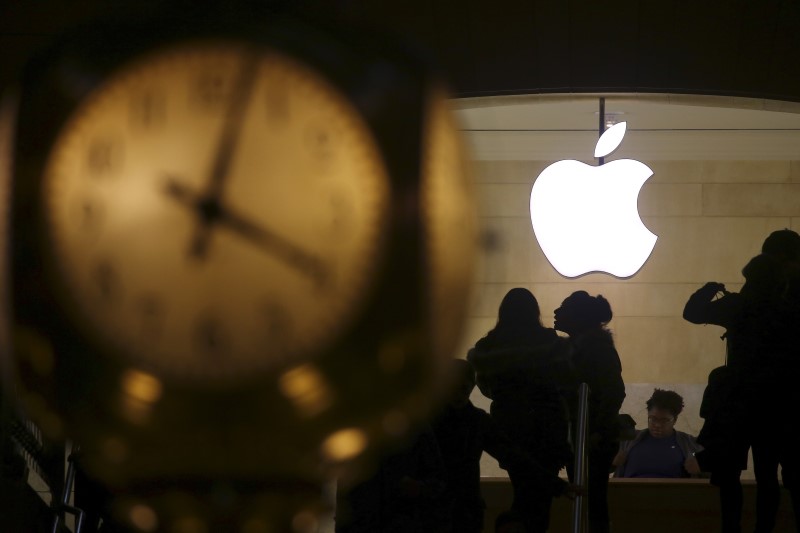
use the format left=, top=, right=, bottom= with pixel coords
left=529, top=122, right=657, bottom=278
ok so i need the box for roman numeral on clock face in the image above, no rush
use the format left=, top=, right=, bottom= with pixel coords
left=86, top=137, right=122, bottom=176
left=129, top=90, right=166, bottom=130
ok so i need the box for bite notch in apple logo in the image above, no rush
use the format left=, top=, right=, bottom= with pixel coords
left=529, top=122, right=657, bottom=278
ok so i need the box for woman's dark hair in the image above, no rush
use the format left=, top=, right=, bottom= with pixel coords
left=478, top=287, right=548, bottom=347
left=562, top=290, right=613, bottom=330
left=497, top=287, right=543, bottom=328
left=646, top=388, right=684, bottom=417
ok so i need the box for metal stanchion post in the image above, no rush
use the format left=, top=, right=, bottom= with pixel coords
left=571, top=383, right=590, bottom=533
left=51, top=443, right=84, bottom=533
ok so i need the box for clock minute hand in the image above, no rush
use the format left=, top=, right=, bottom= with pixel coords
left=191, top=53, right=260, bottom=258
left=206, top=53, right=260, bottom=198
left=216, top=206, right=329, bottom=287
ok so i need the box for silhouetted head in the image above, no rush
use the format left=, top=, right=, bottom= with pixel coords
left=740, top=253, right=783, bottom=300
left=447, top=358, right=476, bottom=407
left=497, top=287, right=543, bottom=329
left=645, top=389, right=684, bottom=438
left=761, top=229, right=800, bottom=261
left=477, top=287, right=550, bottom=348
left=553, top=290, right=612, bottom=336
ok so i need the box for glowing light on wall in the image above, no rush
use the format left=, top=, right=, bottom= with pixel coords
left=529, top=122, right=657, bottom=278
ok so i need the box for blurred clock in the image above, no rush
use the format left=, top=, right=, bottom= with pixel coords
left=4, top=5, right=475, bottom=531
left=41, top=42, right=390, bottom=381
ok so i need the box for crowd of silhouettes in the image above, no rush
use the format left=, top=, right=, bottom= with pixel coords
left=333, top=229, right=800, bottom=533
left=336, top=287, right=619, bottom=532
left=59, top=229, right=799, bottom=533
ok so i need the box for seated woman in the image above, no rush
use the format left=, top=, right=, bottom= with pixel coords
left=613, top=389, right=703, bottom=478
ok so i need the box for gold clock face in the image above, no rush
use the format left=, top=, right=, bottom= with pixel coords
left=41, top=43, right=389, bottom=381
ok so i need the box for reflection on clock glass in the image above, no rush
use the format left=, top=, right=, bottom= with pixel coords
left=42, top=42, right=389, bottom=380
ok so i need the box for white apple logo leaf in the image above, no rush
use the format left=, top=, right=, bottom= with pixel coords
left=530, top=121, right=657, bottom=278
left=594, top=121, right=627, bottom=158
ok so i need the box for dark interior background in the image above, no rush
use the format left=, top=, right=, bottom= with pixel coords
left=2, top=0, right=799, bottom=101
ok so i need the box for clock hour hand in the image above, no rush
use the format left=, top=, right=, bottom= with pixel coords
left=163, top=178, right=328, bottom=286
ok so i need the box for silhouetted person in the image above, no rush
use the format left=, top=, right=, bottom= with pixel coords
left=756, top=231, right=800, bottom=532
left=555, top=290, right=625, bottom=533
left=335, top=424, right=448, bottom=533
left=684, top=229, right=800, bottom=533
left=467, top=288, right=576, bottom=533
left=432, top=359, right=578, bottom=533
left=612, top=389, right=703, bottom=478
